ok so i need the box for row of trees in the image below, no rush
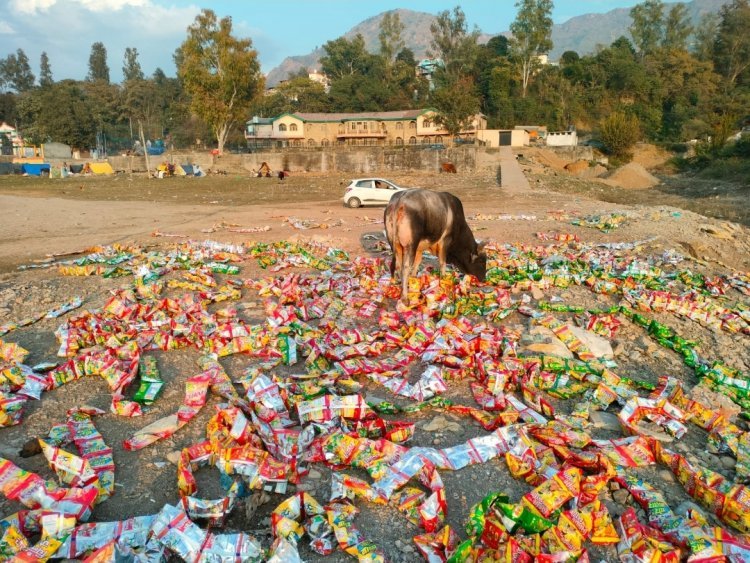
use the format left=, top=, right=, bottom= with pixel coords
left=1, top=1, right=749, bottom=156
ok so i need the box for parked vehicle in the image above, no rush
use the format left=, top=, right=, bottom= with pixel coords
left=342, top=178, right=411, bottom=208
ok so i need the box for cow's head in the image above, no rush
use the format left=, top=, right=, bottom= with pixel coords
left=468, top=241, right=487, bottom=281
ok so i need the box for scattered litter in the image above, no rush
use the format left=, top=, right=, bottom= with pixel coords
left=0, top=230, right=749, bottom=561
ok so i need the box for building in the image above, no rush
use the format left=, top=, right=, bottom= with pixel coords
left=245, top=109, right=486, bottom=149
left=546, top=130, right=578, bottom=147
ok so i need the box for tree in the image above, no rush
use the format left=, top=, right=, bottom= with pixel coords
left=712, top=0, right=750, bottom=87
left=429, top=6, right=480, bottom=81
left=395, top=47, right=417, bottom=67
left=430, top=76, right=480, bottom=136
left=320, top=35, right=371, bottom=80
left=16, top=80, right=96, bottom=148
left=692, top=14, right=719, bottom=62
left=509, top=0, right=553, bottom=98
left=600, top=111, right=641, bottom=158
left=39, top=52, right=53, bottom=87
left=123, top=47, right=144, bottom=82
left=662, top=4, right=692, bottom=51
left=379, top=11, right=405, bottom=66
left=1, top=49, right=35, bottom=93
left=629, top=0, right=664, bottom=59
left=88, top=42, right=110, bottom=82
left=175, top=9, right=264, bottom=154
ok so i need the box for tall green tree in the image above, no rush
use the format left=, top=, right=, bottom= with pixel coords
left=379, top=11, right=405, bottom=67
left=430, top=76, right=480, bottom=136
left=692, top=14, right=719, bottom=62
left=712, top=0, right=750, bottom=87
left=319, top=35, right=371, bottom=80
left=175, top=9, right=264, bottom=154
left=509, top=0, right=553, bottom=98
left=87, top=42, right=110, bottom=82
left=123, top=47, right=144, bottom=82
left=1, top=49, right=35, bottom=93
left=629, top=0, right=664, bottom=59
left=39, top=52, right=53, bottom=87
left=429, top=6, right=480, bottom=81
left=662, top=4, right=692, bottom=51
left=16, top=80, right=96, bottom=148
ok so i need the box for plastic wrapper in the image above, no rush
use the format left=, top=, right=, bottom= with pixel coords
left=148, top=504, right=207, bottom=561
left=8, top=535, right=63, bottom=562
left=326, top=500, right=385, bottom=562
left=522, top=467, right=582, bottom=519
left=198, top=532, right=263, bottom=562
left=0, top=523, right=29, bottom=558
left=55, top=515, right=155, bottom=559
left=272, top=492, right=334, bottom=555
left=413, top=525, right=460, bottom=562
left=133, top=355, right=164, bottom=405
left=297, top=394, right=374, bottom=423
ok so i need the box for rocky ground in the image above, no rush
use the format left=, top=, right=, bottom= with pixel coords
left=0, top=149, right=749, bottom=561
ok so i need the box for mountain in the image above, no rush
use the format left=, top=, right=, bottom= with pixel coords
left=266, top=0, right=729, bottom=86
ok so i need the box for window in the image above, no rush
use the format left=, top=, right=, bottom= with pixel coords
left=409, top=121, right=416, bottom=129
left=409, top=136, right=417, bottom=144
left=396, top=122, right=403, bottom=130
left=395, top=137, right=403, bottom=145
left=321, top=139, right=330, bottom=146
left=290, top=123, right=298, bottom=131
left=421, top=136, right=431, bottom=144
left=307, top=139, right=316, bottom=146
left=423, top=119, right=431, bottom=128
left=278, top=124, right=287, bottom=132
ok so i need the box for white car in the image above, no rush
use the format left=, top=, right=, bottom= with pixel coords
left=343, top=178, right=409, bottom=208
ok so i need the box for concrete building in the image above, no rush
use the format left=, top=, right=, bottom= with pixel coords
left=245, top=109, right=486, bottom=149
left=546, top=130, right=578, bottom=147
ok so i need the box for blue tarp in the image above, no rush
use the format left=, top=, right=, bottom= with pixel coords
left=21, top=163, right=51, bottom=176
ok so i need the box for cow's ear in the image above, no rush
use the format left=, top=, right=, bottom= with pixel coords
left=477, top=240, right=487, bottom=254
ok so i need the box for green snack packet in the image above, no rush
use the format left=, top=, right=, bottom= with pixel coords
left=496, top=502, right=554, bottom=534
left=133, top=356, right=164, bottom=405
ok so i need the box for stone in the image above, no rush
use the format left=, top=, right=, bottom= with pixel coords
left=165, top=450, right=181, bottom=465
left=423, top=415, right=462, bottom=433
left=568, top=326, right=614, bottom=359
left=520, top=326, right=573, bottom=358
left=721, top=456, right=737, bottom=470
left=612, top=489, right=630, bottom=505
left=307, top=468, right=323, bottom=480
left=590, top=410, right=622, bottom=432
left=659, top=469, right=675, bottom=482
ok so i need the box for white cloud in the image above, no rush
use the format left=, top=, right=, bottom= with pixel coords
left=10, top=0, right=56, bottom=14
left=77, top=0, right=149, bottom=12
left=0, top=21, right=15, bottom=34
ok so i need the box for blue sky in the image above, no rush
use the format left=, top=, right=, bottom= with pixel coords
left=0, top=0, right=643, bottom=83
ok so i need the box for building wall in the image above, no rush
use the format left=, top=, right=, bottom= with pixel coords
left=546, top=131, right=577, bottom=147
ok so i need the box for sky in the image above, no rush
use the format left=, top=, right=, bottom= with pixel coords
left=0, top=0, right=645, bottom=83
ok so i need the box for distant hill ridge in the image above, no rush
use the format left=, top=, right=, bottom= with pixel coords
left=266, top=0, right=728, bottom=86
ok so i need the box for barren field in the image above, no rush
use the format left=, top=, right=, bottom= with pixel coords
left=0, top=159, right=749, bottom=561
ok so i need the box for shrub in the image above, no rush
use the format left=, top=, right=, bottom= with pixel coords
left=599, top=112, right=641, bottom=158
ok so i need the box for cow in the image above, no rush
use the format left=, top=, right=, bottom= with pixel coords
left=384, top=189, right=487, bottom=302
left=440, top=162, right=457, bottom=174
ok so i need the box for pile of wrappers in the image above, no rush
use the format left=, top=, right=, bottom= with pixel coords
left=1, top=233, right=750, bottom=562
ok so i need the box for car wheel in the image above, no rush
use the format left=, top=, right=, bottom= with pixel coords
left=347, top=197, right=362, bottom=208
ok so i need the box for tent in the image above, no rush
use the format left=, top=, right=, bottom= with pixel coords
left=21, top=163, right=50, bottom=176
left=89, top=162, right=114, bottom=175
left=178, top=164, right=193, bottom=176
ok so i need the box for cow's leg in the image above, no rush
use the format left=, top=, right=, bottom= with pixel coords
left=400, top=245, right=418, bottom=303
left=435, top=238, right=450, bottom=277
left=392, top=243, right=404, bottom=282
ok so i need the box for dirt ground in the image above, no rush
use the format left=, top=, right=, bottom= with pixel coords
left=0, top=152, right=749, bottom=561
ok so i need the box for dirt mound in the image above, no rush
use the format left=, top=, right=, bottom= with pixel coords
left=631, top=142, right=671, bottom=168
left=602, top=162, right=660, bottom=189
left=523, top=147, right=570, bottom=171
left=564, top=160, right=589, bottom=175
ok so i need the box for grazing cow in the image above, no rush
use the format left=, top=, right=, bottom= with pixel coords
left=384, top=189, right=486, bottom=302
left=440, top=162, right=457, bottom=173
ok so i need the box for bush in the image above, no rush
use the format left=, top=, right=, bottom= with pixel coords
left=599, top=112, right=640, bottom=158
